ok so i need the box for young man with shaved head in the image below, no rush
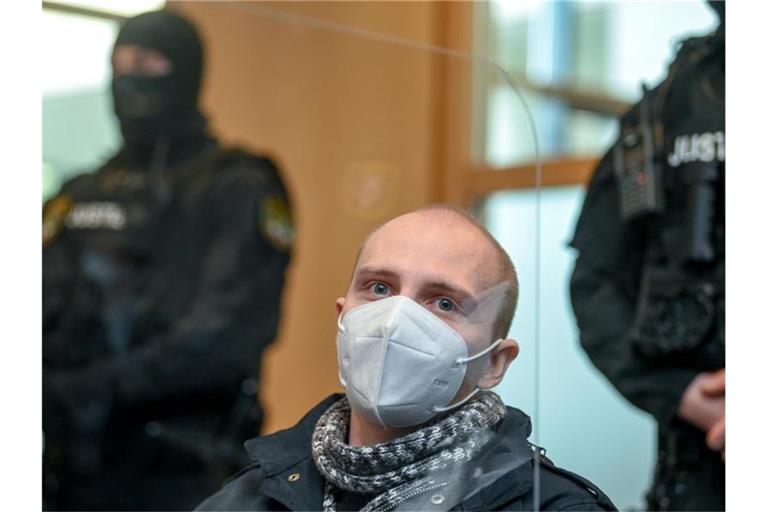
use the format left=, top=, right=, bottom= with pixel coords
left=198, top=206, right=616, bottom=511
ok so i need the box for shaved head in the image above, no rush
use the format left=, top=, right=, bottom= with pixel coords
left=354, top=204, right=519, bottom=339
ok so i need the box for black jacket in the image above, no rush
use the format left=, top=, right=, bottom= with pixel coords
left=44, top=142, right=292, bottom=427
left=197, top=395, right=616, bottom=511
left=568, top=27, right=725, bottom=512
left=569, top=29, right=725, bottom=428
left=43, top=142, right=293, bottom=510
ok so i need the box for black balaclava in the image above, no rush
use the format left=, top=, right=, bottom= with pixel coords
left=111, top=9, right=211, bottom=168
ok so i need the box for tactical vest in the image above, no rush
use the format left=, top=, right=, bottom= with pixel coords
left=614, top=30, right=725, bottom=368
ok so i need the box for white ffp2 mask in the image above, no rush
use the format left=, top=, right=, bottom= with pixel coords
left=336, top=295, right=502, bottom=428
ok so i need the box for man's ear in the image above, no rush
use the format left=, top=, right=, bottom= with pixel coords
left=335, top=297, right=346, bottom=315
left=477, top=339, right=519, bottom=389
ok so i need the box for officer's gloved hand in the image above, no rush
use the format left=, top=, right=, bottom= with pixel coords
left=43, top=370, right=115, bottom=475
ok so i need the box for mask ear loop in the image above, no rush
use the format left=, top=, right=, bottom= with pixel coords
left=455, top=338, right=504, bottom=364
left=433, top=338, right=504, bottom=413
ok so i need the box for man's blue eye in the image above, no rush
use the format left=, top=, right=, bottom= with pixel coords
left=437, top=298, right=455, bottom=312
left=372, top=283, right=389, bottom=296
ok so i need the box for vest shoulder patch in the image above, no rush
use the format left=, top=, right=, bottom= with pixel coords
left=259, top=195, right=293, bottom=252
left=42, top=195, right=74, bottom=247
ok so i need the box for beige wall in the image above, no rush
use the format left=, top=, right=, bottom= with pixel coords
left=171, top=1, right=444, bottom=433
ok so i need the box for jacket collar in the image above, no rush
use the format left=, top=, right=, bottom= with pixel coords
left=242, top=394, right=342, bottom=511
left=456, top=409, right=534, bottom=510
left=244, top=394, right=535, bottom=511
left=244, top=394, right=341, bottom=476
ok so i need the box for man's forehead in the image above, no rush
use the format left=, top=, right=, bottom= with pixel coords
left=355, top=211, right=501, bottom=290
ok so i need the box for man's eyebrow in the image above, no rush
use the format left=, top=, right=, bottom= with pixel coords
left=355, top=266, right=400, bottom=280
left=423, top=280, right=473, bottom=300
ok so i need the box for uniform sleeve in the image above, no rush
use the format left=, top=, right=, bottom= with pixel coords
left=53, top=158, right=293, bottom=408
left=569, top=151, right=698, bottom=426
left=43, top=183, right=81, bottom=324
left=43, top=177, right=107, bottom=369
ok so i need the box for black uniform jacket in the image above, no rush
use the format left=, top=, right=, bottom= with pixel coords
left=43, top=143, right=293, bottom=470
left=569, top=30, right=725, bottom=428
left=197, top=395, right=616, bottom=511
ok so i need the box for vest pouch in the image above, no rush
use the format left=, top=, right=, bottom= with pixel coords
left=630, top=264, right=716, bottom=360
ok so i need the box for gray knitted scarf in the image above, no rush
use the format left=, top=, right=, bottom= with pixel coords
left=311, top=392, right=507, bottom=512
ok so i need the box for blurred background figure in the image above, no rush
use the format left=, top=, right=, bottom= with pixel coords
left=569, top=2, right=725, bottom=510
left=42, top=8, right=293, bottom=511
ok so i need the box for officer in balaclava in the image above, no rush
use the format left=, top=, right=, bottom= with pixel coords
left=110, top=9, right=209, bottom=168
left=43, top=9, right=294, bottom=511
left=569, top=1, right=724, bottom=510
